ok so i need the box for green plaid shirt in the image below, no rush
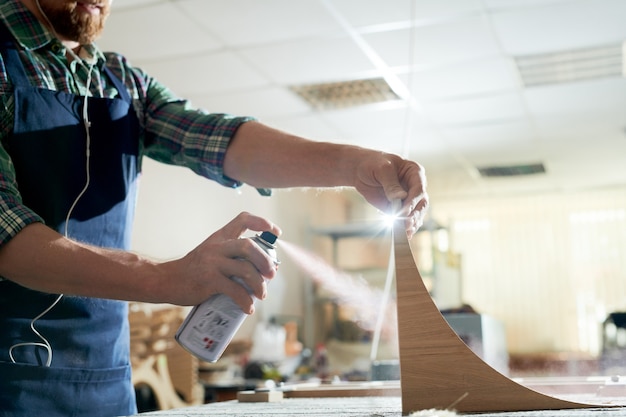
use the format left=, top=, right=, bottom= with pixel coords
left=0, top=0, right=256, bottom=246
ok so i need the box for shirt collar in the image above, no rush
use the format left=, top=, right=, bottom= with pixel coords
left=0, top=0, right=105, bottom=65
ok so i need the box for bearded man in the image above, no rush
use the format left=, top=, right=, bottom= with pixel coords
left=0, top=1, right=428, bottom=416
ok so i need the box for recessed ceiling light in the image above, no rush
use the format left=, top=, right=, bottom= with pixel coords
left=289, top=77, right=400, bottom=110
left=477, top=163, right=546, bottom=178
left=515, top=43, right=622, bottom=87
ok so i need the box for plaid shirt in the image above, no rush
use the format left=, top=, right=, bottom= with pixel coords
left=0, top=0, right=256, bottom=246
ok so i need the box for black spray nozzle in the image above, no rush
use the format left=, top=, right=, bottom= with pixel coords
left=259, top=231, right=278, bottom=245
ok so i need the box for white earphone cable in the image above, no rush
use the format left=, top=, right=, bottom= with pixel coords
left=10, top=0, right=95, bottom=367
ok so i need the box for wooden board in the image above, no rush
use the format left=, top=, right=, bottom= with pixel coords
left=237, top=381, right=401, bottom=402
left=392, top=221, right=617, bottom=414
left=237, top=390, right=284, bottom=402
left=283, top=381, right=401, bottom=398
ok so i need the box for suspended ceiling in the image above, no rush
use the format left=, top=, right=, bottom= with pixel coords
left=98, top=0, right=626, bottom=200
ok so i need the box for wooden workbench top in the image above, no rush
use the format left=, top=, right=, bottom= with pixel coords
left=126, top=396, right=626, bottom=417
left=130, top=396, right=402, bottom=417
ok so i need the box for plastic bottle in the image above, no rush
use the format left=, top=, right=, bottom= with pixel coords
left=175, top=231, right=279, bottom=362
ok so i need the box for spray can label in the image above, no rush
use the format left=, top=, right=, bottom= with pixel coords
left=175, top=231, right=278, bottom=362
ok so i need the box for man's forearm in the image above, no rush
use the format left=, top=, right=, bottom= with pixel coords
left=224, top=121, right=373, bottom=189
left=0, top=222, right=170, bottom=302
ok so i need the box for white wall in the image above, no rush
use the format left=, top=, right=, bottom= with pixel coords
left=130, top=158, right=277, bottom=260
left=432, top=186, right=626, bottom=355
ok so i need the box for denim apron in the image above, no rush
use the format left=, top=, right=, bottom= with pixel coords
left=0, top=22, right=140, bottom=417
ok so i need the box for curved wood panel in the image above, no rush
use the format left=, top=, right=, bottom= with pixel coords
left=393, top=222, right=609, bottom=414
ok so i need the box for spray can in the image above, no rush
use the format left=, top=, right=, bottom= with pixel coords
left=175, top=231, right=279, bottom=362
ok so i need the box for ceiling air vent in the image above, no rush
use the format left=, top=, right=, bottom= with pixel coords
left=515, top=43, right=623, bottom=87
left=477, top=163, right=546, bottom=178
left=289, top=77, right=400, bottom=110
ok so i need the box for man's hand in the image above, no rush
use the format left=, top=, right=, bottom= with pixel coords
left=167, top=212, right=281, bottom=312
left=354, top=152, right=429, bottom=238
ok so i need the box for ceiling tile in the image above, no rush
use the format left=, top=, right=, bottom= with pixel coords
left=110, top=0, right=162, bottom=10
left=409, top=57, right=521, bottom=99
left=331, top=0, right=484, bottom=28
left=404, top=127, right=451, bottom=161
left=188, top=87, right=311, bottom=119
left=364, top=15, right=503, bottom=68
left=428, top=92, right=526, bottom=126
left=177, top=0, right=343, bottom=47
left=533, top=112, right=625, bottom=144
left=262, top=114, right=343, bottom=143
left=321, top=102, right=410, bottom=147
left=98, top=3, right=223, bottom=61
left=523, top=78, right=626, bottom=116
left=239, top=36, right=377, bottom=85
left=464, top=143, right=545, bottom=166
left=490, top=0, right=626, bottom=55
left=133, top=51, right=270, bottom=96
left=441, top=119, right=536, bottom=151
left=484, top=0, right=575, bottom=9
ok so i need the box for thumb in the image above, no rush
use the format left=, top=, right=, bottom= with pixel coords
left=376, top=162, right=408, bottom=208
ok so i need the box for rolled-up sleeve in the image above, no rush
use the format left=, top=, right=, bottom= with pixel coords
left=0, top=144, right=44, bottom=247
left=138, top=73, right=256, bottom=188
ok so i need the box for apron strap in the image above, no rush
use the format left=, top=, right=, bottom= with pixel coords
left=103, top=64, right=131, bottom=103
left=0, top=19, right=31, bottom=87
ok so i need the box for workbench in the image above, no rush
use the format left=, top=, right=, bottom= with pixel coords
left=127, top=395, right=626, bottom=417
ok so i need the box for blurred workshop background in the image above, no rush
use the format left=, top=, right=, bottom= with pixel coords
left=96, top=0, right=626, bottom=410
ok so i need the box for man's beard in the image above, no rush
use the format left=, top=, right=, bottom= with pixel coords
left=38, top=1, right=109, bottom=45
